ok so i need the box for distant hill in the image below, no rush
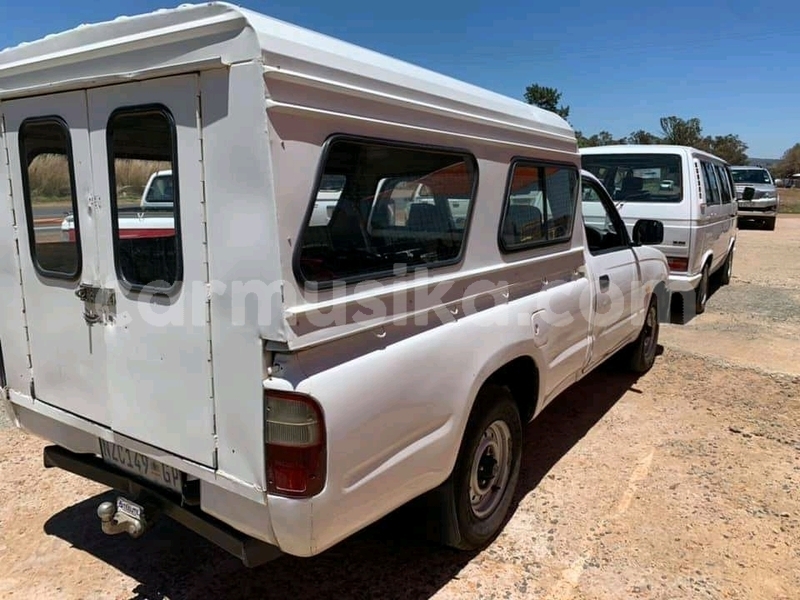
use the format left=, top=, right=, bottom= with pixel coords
left=748, top=157, right=779, bottom=167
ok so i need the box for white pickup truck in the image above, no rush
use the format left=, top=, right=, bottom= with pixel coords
left=140, top=170, right=174, bottom=209
left=61, top=170, right=175, bottom=242
left=1, top=2, right=672, bottom=568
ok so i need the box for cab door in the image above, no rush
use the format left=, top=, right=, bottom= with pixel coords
left=581, top=176, right=640, bottom=365
left=87, top=75, right=216, bottom=467
left=2, top=91, right=110, bottom=425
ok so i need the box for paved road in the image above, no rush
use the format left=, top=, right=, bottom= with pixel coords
left=31, top=203, right=73, bottom=221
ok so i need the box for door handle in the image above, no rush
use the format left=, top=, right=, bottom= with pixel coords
left=599, top=274, right=610, bottom=291
left=75, top=283, right=116, bottom=325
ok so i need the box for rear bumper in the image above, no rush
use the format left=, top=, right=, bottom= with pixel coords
left=668, top=271, right=702, bottom=293
left=43, top=444, right=283, bottom=567
left=5, top=397, right=321, bottom=556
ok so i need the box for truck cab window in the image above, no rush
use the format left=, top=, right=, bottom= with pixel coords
left=19, top=118, right=82, bottom=279
left=107, top=107, right=180, bottom=291
left=500, top=162, right=577, bottom=252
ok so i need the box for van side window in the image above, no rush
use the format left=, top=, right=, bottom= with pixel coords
left=296, top=138, right=476, bottom=284
left=107, top=107, right=181, bottom=291
left=18, top=118, right=81, bottom=279
left=715, top=164, right=732, bottom=204
left=500, top=161, right=577, bottom=252
left=701, top=162, right=721, bottom=206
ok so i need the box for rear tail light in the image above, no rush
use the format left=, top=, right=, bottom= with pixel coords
left=265, top=390, right=326, bottom=498
left=667, top=257, right=688, bottom=272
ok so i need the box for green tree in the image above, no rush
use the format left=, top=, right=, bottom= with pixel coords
left=523, top=84, right=570, bottom=120
left=702, top=134, right=748, bottom=165
left=628, top=129, right=661, bottom=144
left=580, top=131, right=628, bottom=147
left=659, top=116, right=704, bottom=146
left=774, top=143, right=800, bottom=178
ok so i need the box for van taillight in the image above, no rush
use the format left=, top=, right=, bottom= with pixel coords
left=265, top=390, right=326, bottom=498
left=667, top=257, right=688, bottom=272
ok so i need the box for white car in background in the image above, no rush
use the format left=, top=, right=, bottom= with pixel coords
left=730, top=165, right=778, bottom=230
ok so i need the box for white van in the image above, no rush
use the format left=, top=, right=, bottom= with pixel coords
left=581, top=145, right=737, bottom=320
left=0, top=3, right=669, bottom=566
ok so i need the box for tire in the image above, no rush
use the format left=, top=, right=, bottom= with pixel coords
left=432, top=385, right=522, bottom=551
left=718, top=247, right=733, bottom=286
left=764, top=217, right=776, bottom=231
left=625, top=295, right=660, bottom=374
left=694, top=262, right=710, bottom=316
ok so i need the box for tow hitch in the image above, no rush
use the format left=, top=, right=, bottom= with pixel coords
left=97, top=496, right=158, bottom=538
left=44, top=445, right=284, bottom=567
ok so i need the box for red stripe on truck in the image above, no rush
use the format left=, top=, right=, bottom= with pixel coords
left=67, top=229, right=175, bottom=242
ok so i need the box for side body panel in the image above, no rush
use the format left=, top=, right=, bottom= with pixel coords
left=0, top=111, right=32, bottom=398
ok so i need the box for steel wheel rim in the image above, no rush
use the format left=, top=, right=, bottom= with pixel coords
left=469, top=420, right=512, bottom=519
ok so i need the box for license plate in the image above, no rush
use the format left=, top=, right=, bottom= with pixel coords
left=99, top=439, right=183, bottom=494
left=738, top=202, right=754, bottom=208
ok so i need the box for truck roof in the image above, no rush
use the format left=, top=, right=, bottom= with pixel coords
left=0, top=2, right=574, bottom=148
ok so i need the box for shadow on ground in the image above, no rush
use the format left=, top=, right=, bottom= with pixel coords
left=44, top=354, right=656, bottom=600
left=669, top=272, right=729, bottom=325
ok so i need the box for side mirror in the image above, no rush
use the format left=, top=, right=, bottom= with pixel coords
left=742, top=186, right=755, bottom=201
left=632, top=219, right=664, bottom=245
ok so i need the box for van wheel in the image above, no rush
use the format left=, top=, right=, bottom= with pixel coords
left=625, top=295, right=660, bottom=373
left=695, top=263, right=710, bottom=315
left=764, top=217, right=776, bottom=231
left=432, top=385, right=522, bottom=551
left=718, top=247, right=733, bottom=286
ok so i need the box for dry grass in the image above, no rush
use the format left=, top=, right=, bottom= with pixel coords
left=28, top=154, right=169, bottom=203
left=779, top=188, right=800, bottom=213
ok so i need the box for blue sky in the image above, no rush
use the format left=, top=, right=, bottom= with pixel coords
left=1, top=0, right=796, bottom=158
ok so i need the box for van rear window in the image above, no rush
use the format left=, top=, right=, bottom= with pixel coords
left=582, top=153, right=683, bottom=203
left=106, top=107, right=181, bottom=291
left=296, top=138, right=477, bottom=285
left=19, top=118, right=82, bottom=279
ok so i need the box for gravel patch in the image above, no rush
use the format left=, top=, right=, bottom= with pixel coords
left=708, top=283, right=800, bottom=323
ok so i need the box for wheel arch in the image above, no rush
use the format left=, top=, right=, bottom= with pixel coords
left=453, top=352, right=541, bottom=463
left=482, top=355, right=540, bottom=424
left=699, top=249, right=714, bottom=274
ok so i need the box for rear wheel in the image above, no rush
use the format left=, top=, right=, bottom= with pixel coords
left=694, top=263, right=710, bottom=316
left=432, top=385, right=522, bottom=551
left=718, top=247, right=734, bottom=286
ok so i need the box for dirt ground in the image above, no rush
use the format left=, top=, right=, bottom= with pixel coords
left=1, top=217, right=799, bottom=600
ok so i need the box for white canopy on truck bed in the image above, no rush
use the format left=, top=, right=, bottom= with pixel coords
left=0, top=1, right=577, bottom=352
left=0, top=2, right=572, bottom=143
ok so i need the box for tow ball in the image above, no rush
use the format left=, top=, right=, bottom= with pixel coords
left=97, top=496, right=157, bottom=538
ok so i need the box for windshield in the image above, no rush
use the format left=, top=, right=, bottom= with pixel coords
left=731, top=168, right=772, bottom=185
left=582, top=153, right=683, bottom=203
